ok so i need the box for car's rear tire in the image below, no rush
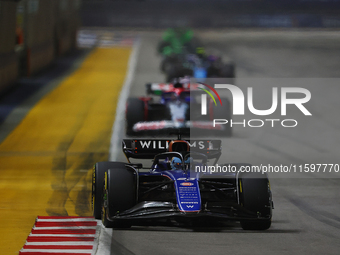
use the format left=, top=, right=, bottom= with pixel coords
left=239, top=172, right=272, bottom=230
left=92, top=162, right=126, bottom=219
left=126, top=98, right=145, bottom=136
left=102, top=168, right=137, bottom=228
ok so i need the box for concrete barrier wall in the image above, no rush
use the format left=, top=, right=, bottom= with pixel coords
left=0, top=0, right=81, bottom=94
left=25, top=0, right=55, bottom=75
left=0, top=54, right=18, bottom=94
left=28, top=42, right=54, bottom=76
left=0, top=1, right=18, bottom=93
left=54, top=0, right=81, bottom=56
left=27, top=0, right=80, bottom=75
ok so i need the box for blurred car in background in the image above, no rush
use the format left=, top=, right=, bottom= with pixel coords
left=158, top=28, right=235, bottom=82
left=162, top=52, right=236, bottom=82
left=125, top=78, right=232, bottom=137
left=158, top=27, right=198, bottom=56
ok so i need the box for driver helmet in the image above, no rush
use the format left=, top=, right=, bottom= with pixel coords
left=196, top=47, right=205, bottom=58
left=171, top=157, right=182, bottom=170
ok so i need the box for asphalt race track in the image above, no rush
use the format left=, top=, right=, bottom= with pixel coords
left=112, top=31, right=340, bottom=255
left=0, top=30, right=339, bottom=254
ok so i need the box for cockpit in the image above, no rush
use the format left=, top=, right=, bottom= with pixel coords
left=151, top=152, right=183, bottom=171
left=151, top=150, right=208, bottom=172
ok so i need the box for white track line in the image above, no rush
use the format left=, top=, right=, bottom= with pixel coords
left=96, top=38, right=141, bottom=255
left=94, top=224, right=113, bottom=255
left=109, top=37, right=141, bottom=161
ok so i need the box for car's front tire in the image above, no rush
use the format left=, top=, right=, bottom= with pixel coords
left=102, top=168, right=137, bottom=228
left=92, top=162, right=127, bottom=219
left=239, top=172, right=272, bottom=230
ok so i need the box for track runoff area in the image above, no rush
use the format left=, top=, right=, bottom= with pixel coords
left=0, top=37, right=135, bottom=254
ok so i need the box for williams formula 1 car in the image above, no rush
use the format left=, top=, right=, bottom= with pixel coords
left=92, top=137, right=273, bottom=230
left=125, top=80, right=232, bottom=137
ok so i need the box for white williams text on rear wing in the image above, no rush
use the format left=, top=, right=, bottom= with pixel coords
left=122, top=139, right=222, bottom=160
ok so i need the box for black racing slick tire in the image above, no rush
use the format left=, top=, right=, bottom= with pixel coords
left=92, top=162, right=126, bottom=219
left=102, top=168, right=137, bottom=228
left=239, top=172, right=272, bottom=230
left=126, top=98, right=145, bottom=136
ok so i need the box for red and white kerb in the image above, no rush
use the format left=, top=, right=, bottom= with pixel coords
left=19, top=216, right=98, bottom=255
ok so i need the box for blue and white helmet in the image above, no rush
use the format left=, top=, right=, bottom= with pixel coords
left=171, top=157, right=182, bottom=170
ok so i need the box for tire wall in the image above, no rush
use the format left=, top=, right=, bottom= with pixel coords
left=25, top=0, right=54, bottom=76
left=0, top=0, right=81, bottom=94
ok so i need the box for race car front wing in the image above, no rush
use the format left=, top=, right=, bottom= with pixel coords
left=107, top=201, right=271, bottom=222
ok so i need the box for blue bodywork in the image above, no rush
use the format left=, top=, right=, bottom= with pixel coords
left=193, top=67, right=207, bottom=80
left=109, top=139, right=272, bottom=224
left=139, top=160, right=203, bottom=213
left=160, top=91, right=191, bottom=105
left=138, top=149, right=205, bottom=213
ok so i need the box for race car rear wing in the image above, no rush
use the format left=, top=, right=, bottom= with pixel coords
left=122, top=139, right=221, bottom=162
left=146, top=83, right=201, bottom=95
